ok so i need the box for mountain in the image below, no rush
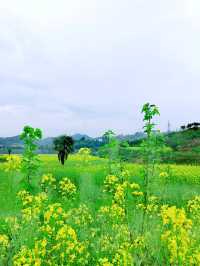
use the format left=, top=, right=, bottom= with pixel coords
left=0, top=132, right=145, bottom=147
left=0, top=136, right=23, bottom=147
left=71, top=134, right=91, bottom=141
left=116, top=132, right=146, bottom=142
left=0, top=133, right=91, bottom=145
left=38, top=137, right=54, bottom=146
left=0, top=132, right=147, bottom=154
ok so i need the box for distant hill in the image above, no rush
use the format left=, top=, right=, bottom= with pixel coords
left=0, top=133, right=91, bottom=146
left=0, top=136, right=23, bottom=147
left=36, top=137, right=53, bottom=146
left=116, top=132, right=146, bottom=142
left=0, top=132, right=145, bottom=154
left=166, top=129, right=200, bottom=152
left=71, top=134, right=92, bottom=141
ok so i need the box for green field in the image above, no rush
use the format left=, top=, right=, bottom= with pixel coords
left=1, top=154, right=200, bottom=265
left=1, top=155, right=200, bottom=214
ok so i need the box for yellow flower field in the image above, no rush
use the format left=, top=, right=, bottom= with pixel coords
left=1, top=154, right=200, bottom=265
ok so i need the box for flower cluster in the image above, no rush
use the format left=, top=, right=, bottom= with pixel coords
left=67, top=204, right=93, bottom=227
left=78, top=148, right=92, bottom=156
left=13, top=245, right=43, bottom=266
left=113, top=181, right=143, bottom=206
left=159, top=171, right=169, bottom=178
left=41, top=173, right=56, bottom=191
left=99, top=203, right=125, bottom=221
left=17, top=190, right=48, bottom=222
left=133, top=236, right=145, bottom=249
left=4, top=155, right=21, bottom=172
left=187, top=196, right=200, bottom=222
left=120, top=169, right=131, bottom=179
left=161, top=205, right=192, bottom=264
left=103, top=175, right=119, bottom=193
left=59, top=178, right=77, bottom=198
left=113, top=183, right=127, bottom=205
left=0, top=234, right=9, bottom=259
left=12, top=195, right=89, bottom=265
left=137, top=195, right=158, bottom=214
left=97, top=223, right=133, bottom=265
left=75, top=148, right=97, bottom=163
left=42, top=203, right=67, bottom=226
left=98, top=257, right=113, bottom=266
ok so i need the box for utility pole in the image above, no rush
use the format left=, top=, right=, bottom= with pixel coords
left=167, top=121, right=171, bottom=133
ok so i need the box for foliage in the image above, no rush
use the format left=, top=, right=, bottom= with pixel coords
left=141, top=103, right=160, bottom=137
left=54, top=135, right=74, bottom=165
left=7, top=147, right=12, bottom=155
left=0, top=155, right=7, bottom=163
left=99, top=130, right=122, bottom=174
left=140, top=103, right=161, bottom=232
left=181, top=122, right=200, bottom=131
left=20, top=126, right=42, bottom=186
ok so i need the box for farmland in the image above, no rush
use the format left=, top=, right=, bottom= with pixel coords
left=1, top=153, right=200, bottom=265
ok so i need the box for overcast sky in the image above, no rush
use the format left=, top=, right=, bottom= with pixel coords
left=0, top=0, right=200, bottom=137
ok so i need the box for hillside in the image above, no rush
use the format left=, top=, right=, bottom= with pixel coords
left=166, top=130, right=200, bottom=151
left=129, top=129, right=200, bottom=164
left=164, top=130, right=200, bottom=164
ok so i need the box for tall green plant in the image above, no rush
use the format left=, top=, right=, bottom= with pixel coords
left=20, top=126, right=42, bottom=187
left=141, top=103, right=160, bottom=232
left=102, top=130, right=120, bottom=174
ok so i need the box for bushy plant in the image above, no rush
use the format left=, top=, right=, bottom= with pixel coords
left=20, top=126, right=42, bottom=187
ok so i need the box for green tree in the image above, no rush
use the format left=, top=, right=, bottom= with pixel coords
left=7, top=147, right=12, bottom=156
left=141, top=103, right=160, bottom=232
left=20, top=126, right=42, bottom=187
left=53, top=135, right=74, bottom=165
left=103, top=130, right=116, bottom=144
left=101, top=130, right=121, bottom=174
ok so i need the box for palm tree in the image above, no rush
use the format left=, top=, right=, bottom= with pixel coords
left=103, top=130, right=115, bottom=144
left=7, top=147, right=12, bottom=156
left=53, top=136, right=74, bottom=165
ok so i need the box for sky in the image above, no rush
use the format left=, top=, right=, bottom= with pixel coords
left=0, top=0, right=200, bottom=137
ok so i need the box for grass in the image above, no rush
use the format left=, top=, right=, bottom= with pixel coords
left=1, top=155, right=200, bottom=215
left=0, top=154, right=200, bottom=217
